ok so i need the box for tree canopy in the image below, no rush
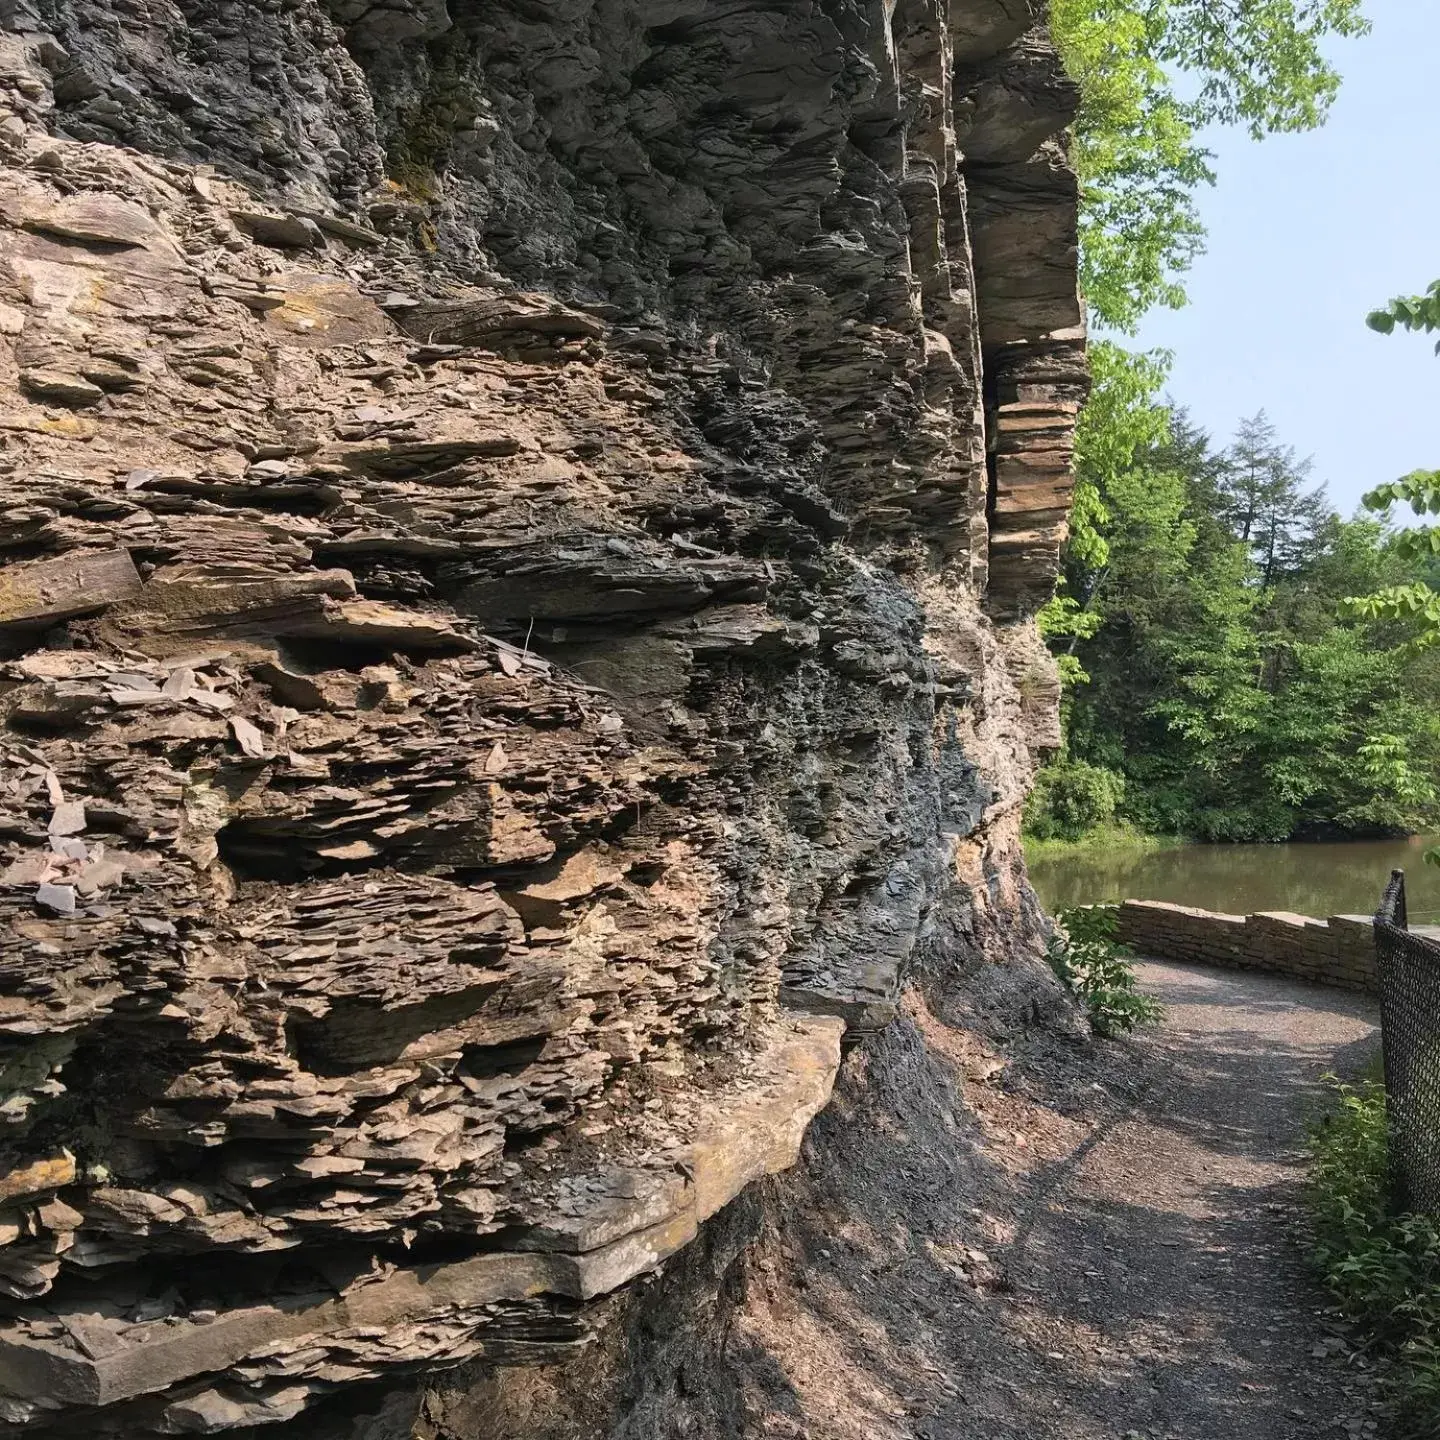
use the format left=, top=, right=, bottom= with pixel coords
left=1029, top=412, right=1440, bottom=843
left=1027, top=0, right=1396, bottom=845
left=1051, top=0, right=1370, bottom=330
left=1342, top=280, right=1440, bottom=645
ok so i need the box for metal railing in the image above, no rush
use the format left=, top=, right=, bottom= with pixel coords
left=1374, top=869, right=1440, bottom=1214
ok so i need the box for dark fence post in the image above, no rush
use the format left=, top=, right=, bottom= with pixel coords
left=1373, top=869, right=1440, bottom=1215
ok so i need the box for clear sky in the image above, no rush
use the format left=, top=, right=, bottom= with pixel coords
left=1132, top=3, right=1439, bottom=516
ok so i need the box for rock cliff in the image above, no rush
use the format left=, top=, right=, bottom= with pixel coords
left=0, top=0, right=1085, bottom=1433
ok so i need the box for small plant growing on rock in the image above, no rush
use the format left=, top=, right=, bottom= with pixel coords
left=1048, top=905, right=1163, bottom=1037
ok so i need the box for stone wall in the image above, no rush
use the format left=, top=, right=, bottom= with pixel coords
left=1117, top=901, right=1378, bottom=992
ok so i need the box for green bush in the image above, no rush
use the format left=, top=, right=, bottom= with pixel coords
left=1025, top=760, right=1126, bottom=842
left=1048, top=905, right=1163, bottom=1037
left=1308, top=1078, right=1440, bottom=1437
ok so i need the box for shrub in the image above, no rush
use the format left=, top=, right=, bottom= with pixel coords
left=1025, top=760, right=1126, bottom=841
left=1048, top=904, right=1163, bottom=1037
left=1308, top=1078, right=1440, bottom=1437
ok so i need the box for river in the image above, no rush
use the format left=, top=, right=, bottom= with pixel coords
left=1027, top=834, right=1440, bottom=921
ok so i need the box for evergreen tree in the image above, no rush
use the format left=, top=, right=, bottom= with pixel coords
left=1218, top=413, right=1330, bottom=586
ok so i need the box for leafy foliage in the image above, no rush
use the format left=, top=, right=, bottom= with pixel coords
left=1034, top=4, right=1396, bottom=845
left=1051, top=0, right=1369, bottom=330
left=1048, top=905, right=1163, bottom=1037
left=1308, top=1078, right=1440, bottom=1437
left=1051, top=0, right=1208, bottom=330
left=1148, top=0, right=1369, bottom=135
left=1048, top=0, right=1371, bottom=669
left=1368, top=280, right=1440, bottom=347
left=1036, top=341, right=1172, bottom=686
left=1036, top=595, right=1102, bottom=686
left=1025, top=760, right=1126, bottom=841
left=1345, top=285, right=1440, bottom=645
left=1037, top=409, right=1440, bottom=843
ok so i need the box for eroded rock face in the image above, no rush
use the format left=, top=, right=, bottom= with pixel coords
left=0, top=0, right=1083, bottom=1432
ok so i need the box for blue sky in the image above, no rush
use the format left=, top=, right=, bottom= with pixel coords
left=1132, top=3, right=1439, bottom=515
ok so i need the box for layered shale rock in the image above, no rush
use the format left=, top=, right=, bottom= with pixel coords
left=0, top=0, right=1084, bottom=1432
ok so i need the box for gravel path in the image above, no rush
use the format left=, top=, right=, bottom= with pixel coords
left=999, top=959, right=1382, bottom=1440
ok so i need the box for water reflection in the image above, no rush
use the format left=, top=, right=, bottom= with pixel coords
left=1027, top=835, right=1440, bottom=920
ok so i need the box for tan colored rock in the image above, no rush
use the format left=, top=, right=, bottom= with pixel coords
left=0, top=1153, right=75, bottom=1205
left=0, top=549, right=143, bottom=628
left=14, top=194, right=172, bottom=251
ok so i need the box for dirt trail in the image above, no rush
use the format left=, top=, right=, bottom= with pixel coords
left=993, top=959, right=1382, bottom=1439
left=726, top=958, right=1388, bottom=1440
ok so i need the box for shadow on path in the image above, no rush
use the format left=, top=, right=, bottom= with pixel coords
left=724, top=957, right=1385, bottom=1440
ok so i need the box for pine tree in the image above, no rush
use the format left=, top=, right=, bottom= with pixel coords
left=1217, top=412, right=1329, bottom=587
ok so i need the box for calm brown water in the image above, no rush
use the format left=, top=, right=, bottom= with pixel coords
left=1028, top=835, right=1440, bottom=921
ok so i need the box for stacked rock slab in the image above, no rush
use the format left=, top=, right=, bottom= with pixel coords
left=0, top=0, right=1084, bottom=1433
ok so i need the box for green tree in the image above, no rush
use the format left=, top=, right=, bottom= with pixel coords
left=1148, top=0, right=1370, bottom=134
left=1257, top=629, right=1437, bottom=835
left=1052, top=0, right=1209, bottom=329
left=1029, top=0, right=1393, bottom=845
left=1040, top=407, right=1440, bottom=844
left=1048, top=0, right=1371, bottom=625
left=1345, top=281, right=1440, bottom=645
left=1218, top=411, right=1330, bottom=586
left=1052, top=0, right=1370, bottom=330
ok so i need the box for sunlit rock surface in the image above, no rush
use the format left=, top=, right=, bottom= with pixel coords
left=0, top=0, right=1084, bottom=1431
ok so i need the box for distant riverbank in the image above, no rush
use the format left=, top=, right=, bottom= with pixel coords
left=1021, top=825, right=1186, bottom=863
left=1026, top=832, right=1440, bottom=920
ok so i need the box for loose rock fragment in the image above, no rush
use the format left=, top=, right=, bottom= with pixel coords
left=0, top=550, right=143, bottom=629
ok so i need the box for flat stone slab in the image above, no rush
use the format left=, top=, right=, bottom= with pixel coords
left=0, top=1017, right=844, bottom=1411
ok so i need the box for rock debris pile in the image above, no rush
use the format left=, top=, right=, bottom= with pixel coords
left=0, top=0, right=1084, bottom=1432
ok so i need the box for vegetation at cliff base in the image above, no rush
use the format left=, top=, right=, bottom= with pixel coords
left=1048, top=905, right=1163, bottom=1036
left=1308, top=1078, right=1440, bottom=1436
